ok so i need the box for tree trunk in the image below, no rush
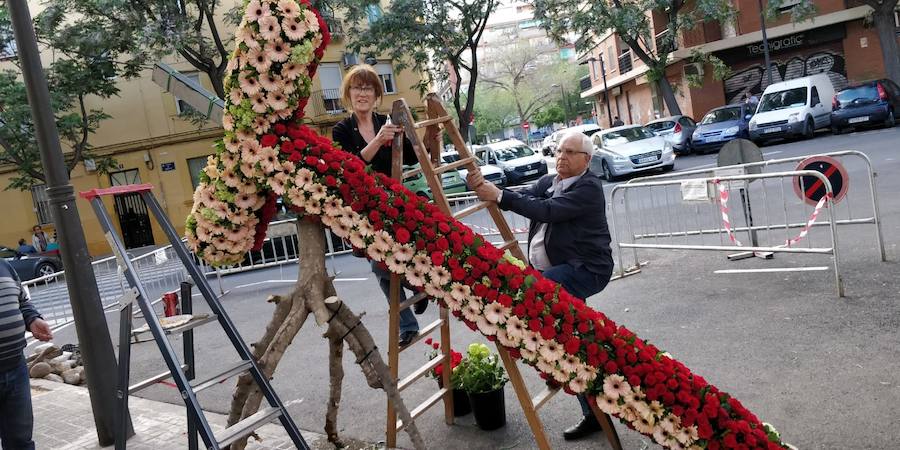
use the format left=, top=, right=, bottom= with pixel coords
left=657, top=76, right=682, bottom=116
left=872, top=5, right=900, bottom=85
left=226, top=220, right=425, bottom=450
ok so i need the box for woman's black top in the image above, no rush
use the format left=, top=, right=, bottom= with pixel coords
left=332, top=112, right=418, bottom=176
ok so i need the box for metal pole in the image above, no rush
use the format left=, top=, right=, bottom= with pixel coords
left=4, top=1, right=129, bottom=445
left=600, top=57, right=613, bottom=126
left=758, top=0, right=774, bottom=86
left=559, top=85, right=570, bottom=126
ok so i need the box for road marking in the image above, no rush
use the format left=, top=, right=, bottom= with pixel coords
left=714, top=267, right=829, bottom=274
left=763, top=151, right=782, bottom=156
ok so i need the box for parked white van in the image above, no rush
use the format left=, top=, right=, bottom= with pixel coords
left=749, top=74, right=835, bottom=143
left=475, top=139, right=548, bottom=186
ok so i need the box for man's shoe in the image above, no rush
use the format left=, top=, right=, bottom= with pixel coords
left=398, top=330, right=418, bottom=347
left=413, top=298, right=428, bottom=315
left=562, top=415, right=601, bottom=440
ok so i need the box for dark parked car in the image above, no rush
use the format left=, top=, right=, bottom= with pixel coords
left=690, top=103, right=757, bottom=154
left=0, top=246, right=62, bottom=281
left=645, top=115, right=697, bottom=155
left=831, top=79, right=900, bottom=134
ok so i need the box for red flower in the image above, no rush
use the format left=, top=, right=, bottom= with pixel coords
left=395, top=227, right=411, bottom=244
left=260, top=134, right=278, bottom=148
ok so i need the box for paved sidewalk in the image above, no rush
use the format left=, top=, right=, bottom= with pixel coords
left=30, top=379, right=382, bottom=449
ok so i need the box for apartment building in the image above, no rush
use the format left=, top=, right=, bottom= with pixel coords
left=580, top=0, right=899, bottom=128
left=0, top=2, right=426, bottom=256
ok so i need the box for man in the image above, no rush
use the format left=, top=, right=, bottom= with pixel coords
left=0, top=259, right=53, bottom=449
left=17, top=239, right=37, bottom=254
left=467, top=130, right=614, bottom=440
left=611, top=116, right=624, bottom=127
left=31, top=226, right=49, bottom=253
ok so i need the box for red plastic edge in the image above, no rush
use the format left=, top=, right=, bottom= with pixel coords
left=79, top=183, right=155, bottom=200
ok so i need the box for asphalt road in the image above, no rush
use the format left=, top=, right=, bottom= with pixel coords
left=49, top=125, right=900, bottom=449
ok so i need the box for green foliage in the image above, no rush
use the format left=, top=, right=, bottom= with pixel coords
left=686, top=50, right=732, bottom=88
left=472, top=87, right=517, bottom=136
left=532, top=105, right=564, bottom=129
left=0, top=6, right=122, bottom=189
left=456, top=343, right=507, bottom=394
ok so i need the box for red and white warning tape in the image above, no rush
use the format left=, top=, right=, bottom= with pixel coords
left=784, top=192, right=831, bottom=247
left=715, top=180, right=831, bottom=249
left=715, top=181, right=742, bottom=247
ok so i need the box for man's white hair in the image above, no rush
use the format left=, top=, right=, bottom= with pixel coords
left=558, top=130, right=594, bottom=158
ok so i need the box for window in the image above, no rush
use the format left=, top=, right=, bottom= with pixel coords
left=187, top=155, right=213, bottom=189
left=0, top=25, right=15, bottom=60
left=319, top=63, right=343, bottom=113
left=375, top=63, right=396, bottom=94
left=175, top=72, right=202, bottom=114
left=31, top=185, right=53, bottom=225
left=810, top=86, right=820, bottom=106
left=366, top=4, right=383, bottom=25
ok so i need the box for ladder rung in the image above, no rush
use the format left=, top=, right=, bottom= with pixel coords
left=498, top=240, right=520, bottom=251
left=396, top=388, right=449, bottom=431
left=216, top=407, right=282, bottom=448
left=129, top=364, right=189, bottom=394
left=399, top=319, right=444, bottom=353
left=433, top=157, right=476, bottom=175
left=399, top=354, right=446, bottom=391
left=163, top=314, right=218, bottom=334
left=191, top=360, right=253, bottom=394
left=398, top=292, right=428, bottom=313
left=453, top=201, right=490, bottom=220
left=532, top=386, right=559, bottom=410
left=414, top=115, right=453, bottom=129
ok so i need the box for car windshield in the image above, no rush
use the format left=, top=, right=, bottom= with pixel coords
left=645, top=121, right=675, bottom=132
left=758, top=87, right=808, bottom=112
left=602, top=127, right=655, bottom=146
left=701, top=107, right=742, bottom=124
left=835, top=85, right=879, bottom=105
left=493, top=144, right=535, bottom=161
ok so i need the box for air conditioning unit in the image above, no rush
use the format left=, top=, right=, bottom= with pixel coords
left=683, top=62, right=704, bottom=78
left=342, top=53, right=359, bottom=67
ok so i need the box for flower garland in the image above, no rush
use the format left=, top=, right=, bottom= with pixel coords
left=186, top=1, right=793, bottom=448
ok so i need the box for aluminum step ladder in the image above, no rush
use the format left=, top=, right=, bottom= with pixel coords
left=389, top=94, right=623, bottom=450
left=79, top=184, right=309, bottom=450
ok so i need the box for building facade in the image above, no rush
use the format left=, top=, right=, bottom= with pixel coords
left=0, top=1, right=426, bottom=256
left=580, top=1, right=900, bottom=128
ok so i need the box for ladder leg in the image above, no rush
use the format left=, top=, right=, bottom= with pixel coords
left=182, top=282, right=199, bottom=450
left=89, top=197, right=220, bottom=450
left=496, top=347, right=552, bottom=450
left=588, top=396, right=623, bottom=450
left=137, top=192, right=310, bottom=449
left=385, top=274, right=401, bottom=448
left=115, top=302, right=133, bottom=450
left=439, top=305, right=454, bottom=424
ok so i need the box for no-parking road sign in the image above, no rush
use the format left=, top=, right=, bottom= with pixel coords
left=794, top=155, right=849, bottom=206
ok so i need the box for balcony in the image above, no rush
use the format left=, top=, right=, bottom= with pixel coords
left=655, top=29, right=678, bottom=54
left=306, top=89, right=345, bottom=117
left=579, top=75, right=592, bottom=93
left=617, top=51, right=633, bottom=74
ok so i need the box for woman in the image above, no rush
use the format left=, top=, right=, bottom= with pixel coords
left=332, top=64, right=426, bottom=347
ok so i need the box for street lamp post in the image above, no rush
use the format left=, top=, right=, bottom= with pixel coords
left=581, top=56, right=613, bottom=128
left=4, top=0, right=130, bottom=445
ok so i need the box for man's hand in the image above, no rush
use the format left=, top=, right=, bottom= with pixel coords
left=29, top=319, right=53, bottom=342
left=468, top=171, right=501, bottom=202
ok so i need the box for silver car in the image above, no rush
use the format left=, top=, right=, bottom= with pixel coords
left=644, top=115, right=697, bottom=155
left=589, top=125, right=675, bottom=180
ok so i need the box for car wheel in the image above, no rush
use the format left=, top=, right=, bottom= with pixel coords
left=802, top=117, right=814, bottom=139
left=885, top=110, right=895, bottom=128
left=36, top=262, right=57, bottom=278
left=663, top=163, right=674, bottom=173
left=602, top=160, right=615, bottom=181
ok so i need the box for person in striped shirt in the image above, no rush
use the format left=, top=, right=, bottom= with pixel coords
left=0, top=259, right=52, bottom=449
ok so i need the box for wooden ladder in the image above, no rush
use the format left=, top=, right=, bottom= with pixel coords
left=388, top=93, right=623, bottom=450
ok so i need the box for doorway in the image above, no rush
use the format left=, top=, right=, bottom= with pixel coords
left=109, top=169, right=154, bottom=249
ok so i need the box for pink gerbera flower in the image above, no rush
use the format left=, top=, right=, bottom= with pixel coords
left=235, top=192, right=258, bottom=209
left=244, top=1, right=270, bottom=23
left=281, top=62, right=305, bottom=80
left=303, top=10, right=319, bottom=32
left=239, top=71, right=262, bottom=97
left=277, top=0, right=301, bottom=18
left=245, top=47, right=272, bottom=73
left=282, top=17, right=309, bottom=41
left=252, top=116, right=271, bottom=135
left=266, top=91, right=288, bottom=111
left=265, top=39, right=291, bottom=63
left=236, top=26, right=261, bottom=49
left=603, top=374, right=631, bottom=400
left=229, top=87, right=244, bottom=105
left=250, top=93, right=268, bottom=113
left=257, top=15, right=281, bottom=41
left=258, top=72, right=280, bottom=92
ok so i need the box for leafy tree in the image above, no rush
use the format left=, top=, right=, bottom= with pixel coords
left=471, top=87, right=517, bottom=138
left=534, top=0, right=814, bottom=116
left=332, top=0, right=498, bottom=139
left=0, top=6, right=121, bottom=189
left=532, top=105, right=564, bottom=129
left=479, top=40, right=560, bottom=128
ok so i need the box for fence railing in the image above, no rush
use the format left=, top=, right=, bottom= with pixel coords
left=306, top=88, right=345, bottom=117
left=617, top=50, right=633, bottom=74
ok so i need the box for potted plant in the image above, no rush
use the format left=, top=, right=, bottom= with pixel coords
left=457, top=343, right=508, bottom=430
left=424, top=338, right=470, bottom=416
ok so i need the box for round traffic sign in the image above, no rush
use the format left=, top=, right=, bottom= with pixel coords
left=717, top=139, right=764, bottom=174
left=793, top=156, right=849, bottom=206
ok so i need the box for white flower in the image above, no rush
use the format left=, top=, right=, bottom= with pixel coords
left=559, top=354, right=580, bottom=374
left=674, top=428, right=693, bottom=445
left=653, top=425, right=674, bottom=446
left=424, top=283, right=444, bottom=300
left=449, top=282, right=471, bottom=302
left=405, top=268, right=427, bottom=287
left=441, top=291, right=461, bottom=312
left=348, top=229, right=366, bottom=250
left=392, top=244, right=414, bottom=262
left=659, top=414, right=679, bottom=434
left=596, top=393, right=620, bottom=415
left=412, top=254, right=430, bottom=272
left=602, top=374, right=630, bottom=400
left=568, top=377, right=588, bottom=394
left=552, top=368, right=569, bottom=384
left=536, top=358, right=555, bottom=375
left=519, top=347, right=538, bottom=363
left=496, top=328, right=517, bottom=348
left=333, top=221, right=351, bottom=239
left=538, top=339, right=565, bottom=363
left=385, top=253, right=407, bottom=274
left=367, top=244, right=386, bottom=262
left=483, top=302, right=508, bottom=324
left=358, top=220, right=375, bottom=237
left=372, top=230, right=393, bottom=253
left=523, top=332, right=542, bottom=352
left=633, top=415, right=655, bottom=435
left=476, top=315, right=497, bottom=336
left=307, top=182, right=327, bottom=201
left=294, top=168, right=313, bottom=188
left=462, top=300, right=482, bottom=323
left=430, top=266, right=451, bottom=286
left=504, top=316, right=526, bottom=340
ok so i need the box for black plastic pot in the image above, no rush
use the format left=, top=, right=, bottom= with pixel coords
left=436, top=379, right=471, bottom=416
left=467, top=387, right=506, bottom=430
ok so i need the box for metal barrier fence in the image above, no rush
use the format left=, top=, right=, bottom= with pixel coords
left=610, top=169, right=848, bottom=295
